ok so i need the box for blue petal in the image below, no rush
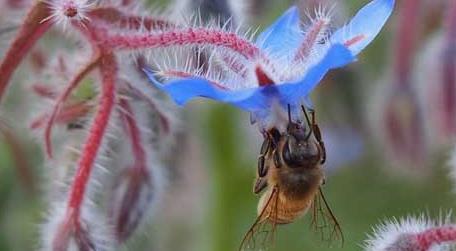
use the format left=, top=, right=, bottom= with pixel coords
left=144, top=44, right=354, bottom=113
left=143, top=69, right=268, bottom=110
left=255, top=6, right=303, bottom=58
left=330, top=0, right=395, bottom=55
left=277, top=44, right=355, bottom=106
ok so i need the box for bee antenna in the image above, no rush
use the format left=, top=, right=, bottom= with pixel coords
left=287, top=104, right=292, bottom=124
left=301, top=105, right=313, bottom=140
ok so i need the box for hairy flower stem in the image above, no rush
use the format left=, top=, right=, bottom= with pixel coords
left=100, top=27, right=261, bottom=59
left=45, top=55, right=101, bottom=158
left=416, top=226, right=456, bottom=250
left=66, top=54, right=116, bottom=221
left=0, top=1, right=52, bottom=101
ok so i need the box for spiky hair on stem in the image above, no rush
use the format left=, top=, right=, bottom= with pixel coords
left=135, top=6, right=333, bottom=94
left=364, top=214, right=456, bottom=251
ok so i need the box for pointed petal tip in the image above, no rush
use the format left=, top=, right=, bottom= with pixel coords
left=331, top=0, right=395, bottom=56
left=284, top=5, right=299, bottom=18
left=255, top=5, right=303, bottom=55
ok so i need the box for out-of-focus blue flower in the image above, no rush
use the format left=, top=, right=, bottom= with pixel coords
left=145, top=0, right=394, bottom=127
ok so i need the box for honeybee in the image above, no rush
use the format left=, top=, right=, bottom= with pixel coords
left=240, top=105, right=343, bottom=250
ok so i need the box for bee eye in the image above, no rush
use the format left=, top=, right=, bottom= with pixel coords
left=282, top=136, right=320, bottom=167
left=282, top=138, right=298, bottom=167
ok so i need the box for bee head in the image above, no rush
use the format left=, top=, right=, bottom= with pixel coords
left=281, top=122, right=320, bottom=168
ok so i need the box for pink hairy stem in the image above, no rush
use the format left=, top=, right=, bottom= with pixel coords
left=416, top=226, right=456, bottom=250
left=441, top=2, right=456, bottom=134
left=44, top=55, right=101, bottom=159
left=88, top=7, right=174, bottom=31
left=98, top=26, right=261, bottom=59
left=0, top=1, right=53, bottom=102
left=66, top=54, right=117, bottom=219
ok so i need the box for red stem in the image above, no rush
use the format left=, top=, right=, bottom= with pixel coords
left=0, top=1, right=52, bottom=102
left=99, top=26, right=261, bottom=59
left=67, top=54, right=117, bottom=217
left=44, top=55, right=101, bottom=158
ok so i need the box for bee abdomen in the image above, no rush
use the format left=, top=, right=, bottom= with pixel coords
left=260, top=195, right=311, bottom=224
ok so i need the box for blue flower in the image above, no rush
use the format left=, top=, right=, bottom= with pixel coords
left=145, top=0, right=394, bottom=126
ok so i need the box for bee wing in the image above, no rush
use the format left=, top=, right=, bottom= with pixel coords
left=310, top=187, right=344, bottom=247
left=239, top=187, right=279, bottom=251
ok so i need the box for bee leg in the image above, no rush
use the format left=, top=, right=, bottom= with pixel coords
left=257, top=155, right=269, bottom=177
left=257, top=136, right=271, bottom=177
left=253, top=177, right=268, bottom=194
left=310, top=110, right=326, bottom=165
left=273, top=149, right=282, bottom=168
